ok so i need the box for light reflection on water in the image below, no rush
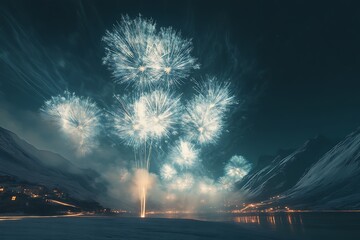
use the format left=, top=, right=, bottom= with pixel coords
left=233, top=213, right=303, bottom=227
left=149, top=212, right=360, bottom=239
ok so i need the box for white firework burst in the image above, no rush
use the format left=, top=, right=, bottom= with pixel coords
left=144, top=89, right=182, bottom=140
left=103, top=15, right=199, bottom=89
left=111, top=89, right=181, bottom=147
left=182, top=77, right=235, bottom=145
left=160, top=164, right=177, bottom=180
left=171, top=139, right=199, bottom=169
left=195, top=77, right=235, bottom=111
left=224, top=155, right=251, bottom=180
left=151, top=27, right=199, bottom=86
left=217, top=155, right=251, bottom=191
left=41, top=91, right=102, bottom=155
left=102, top=15, right=159, bottom=88
left=217, top=176, right=234, bottom=191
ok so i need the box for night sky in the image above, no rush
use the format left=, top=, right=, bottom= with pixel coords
left=1, top=0, right=360, bottom=165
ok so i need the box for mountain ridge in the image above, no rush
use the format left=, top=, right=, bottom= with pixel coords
left=0, top=126, right=104, bottom=201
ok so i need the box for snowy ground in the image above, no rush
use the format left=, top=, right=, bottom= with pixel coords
left=0, top=216, right=283, bottom=240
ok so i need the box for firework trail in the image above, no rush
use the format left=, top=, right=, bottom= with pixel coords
left=0, top=14, right=67, bottom=100
left=41, top=91, right=102, bottom=156
left=110, top=89, right=181, bottom=217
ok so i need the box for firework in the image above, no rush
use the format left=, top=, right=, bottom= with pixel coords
left=182, top=77, right=235, bottom=145
left=151, top=27, right=199, bottom=86
left=169, top=173, right=194, bottom=191
left=144, top=89, right=182, bottom=140
left=102, top=15, right=159, bottom=88
left=217, top=176, right=234, bottom=191
left=171, top=139, right=199, bottom=169
left=102, top=16, right=238, bottom=217
left=103, top=15, right=199, bottom=89
left=160, top=164, right=177, bottom=180
left=224, top=155, right=251, bottom=180
left=111, top=89, right=181, bottom=147
left=195, top=77, right=235, bottom=111
left=217, top=155, right=251, bottom=191
left=41, top=91, right=101, bottom=155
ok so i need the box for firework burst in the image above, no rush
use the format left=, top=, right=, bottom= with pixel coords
left=111, top=89, right=181, bottom=147
left=171, top=139, right=199, bottom=169
left=217, top=155, right=251, bottom=191
left=41, top=91, right=102, bottom=155
left=102, top=15, right=159, bottom=88
left=224, top=155, right=251, bottom=179
left=151, top=27, right=199, bottom=86
left=160, top=164, right=177, bottom=180
left=103, top=15, right=199, bottom=89
left=182, top=77, right=235, bottom=145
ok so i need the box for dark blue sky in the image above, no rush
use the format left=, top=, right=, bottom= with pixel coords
left=1, top=0, right=360, bottom=164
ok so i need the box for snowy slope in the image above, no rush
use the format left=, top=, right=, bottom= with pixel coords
left=236, top=136, right=334, bottom=201
left=284, top=128, right=360, bottom=209
left=0, top=127, right=103, bottom=200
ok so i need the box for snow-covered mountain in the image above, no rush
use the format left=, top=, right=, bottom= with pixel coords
left=0, top=127, right=103, bottom=200
left=238, top=127, right=360, bottom=209
left=284, top=128, right=360, bottom=209
left=236, top=135, right=334, bottom=202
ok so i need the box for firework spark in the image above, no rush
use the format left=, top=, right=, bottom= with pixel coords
left=41, top=91, right=102, bottom=155
left=217, top=176, right=234, bottom=191
left=218, top=155, right=251, bottom=191
left=103, top=15, right=199, bottom=89
left=171, top=140, right=199, bottom=169
left=195, top=77, right=235, bottom=111
left=102, top=15, right=159, bottom=88
left=225, top=155, right=251, bottom=179
left=151, top=27, right=199, bottom=86
left=182, top=77, right=235, bottom=145
left=111, top=89, right=181, bottom=147
left=160, top=164, right=177, bottom=180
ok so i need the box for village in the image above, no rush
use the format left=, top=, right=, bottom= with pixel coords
left=0, top=175, right=107, bottom=215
